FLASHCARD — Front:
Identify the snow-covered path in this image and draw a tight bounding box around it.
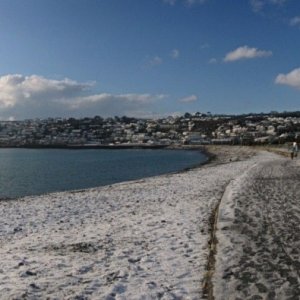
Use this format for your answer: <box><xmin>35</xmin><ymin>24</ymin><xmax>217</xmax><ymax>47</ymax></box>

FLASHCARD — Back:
<box><xmin>214</xmin><ymin>153</ymin><xmax>300</xmax><ymax>299</ymax></box>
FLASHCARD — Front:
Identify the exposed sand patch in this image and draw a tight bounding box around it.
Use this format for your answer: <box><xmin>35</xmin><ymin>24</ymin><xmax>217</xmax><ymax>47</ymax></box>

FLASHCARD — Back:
<box><xmin>214</xmin><ymin>152</ymin><xmax>300</xmax><ymax>299</ymax></box>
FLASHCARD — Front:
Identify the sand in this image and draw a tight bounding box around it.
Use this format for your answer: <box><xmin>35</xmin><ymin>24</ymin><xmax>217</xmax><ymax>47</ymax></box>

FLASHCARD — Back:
<box><xmin>214</xmin><ymin>150</ymin><xmax>300</xmax><ymax>300</ymax></box>
<box><xmin>0</xmin><ymin>146</ymin><xmax>298</xmax><ymax>299</ymax></box>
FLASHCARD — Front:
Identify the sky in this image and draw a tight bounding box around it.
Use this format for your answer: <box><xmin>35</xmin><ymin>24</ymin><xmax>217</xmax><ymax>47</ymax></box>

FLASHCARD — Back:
<box><xmin>0</xmin><ymin>0</ymin><xmax>299</xmax><ymax>120</ymax></box>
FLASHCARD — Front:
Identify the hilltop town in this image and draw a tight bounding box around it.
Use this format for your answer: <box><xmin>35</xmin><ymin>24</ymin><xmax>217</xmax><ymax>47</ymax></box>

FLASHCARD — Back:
<box><xmin>0</xmin><ymin>111</ymin><xmax>299</xmax><ymax>148</ymax></box>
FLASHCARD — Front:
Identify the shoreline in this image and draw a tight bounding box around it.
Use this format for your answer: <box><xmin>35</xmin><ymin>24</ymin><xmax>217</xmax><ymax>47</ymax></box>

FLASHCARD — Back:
<box><xmin>0</xmin><ymin>145</ymin><xmax>252</xmax><ymax>202</ymax></box>
<box><xmin>0</xmin><ymin>146</ymin><xmax>209</xmax><ymax>202</ymax></box>
<box><xmin>0</xmin><ymin>144</ymin><xmax>282</xmax><ymax>204</ymax></box>
<box><xmin>0</xmin><ymin>145</ymin><xmax>258</xmax><ymax>204</ymax></box>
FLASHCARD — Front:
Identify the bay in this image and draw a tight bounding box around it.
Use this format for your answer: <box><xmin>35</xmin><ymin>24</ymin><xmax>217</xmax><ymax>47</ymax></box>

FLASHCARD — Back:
<box><xmin>0</xmin><ymin>148</ymin><xmax>207</xmax><ymax>199</ymax></box>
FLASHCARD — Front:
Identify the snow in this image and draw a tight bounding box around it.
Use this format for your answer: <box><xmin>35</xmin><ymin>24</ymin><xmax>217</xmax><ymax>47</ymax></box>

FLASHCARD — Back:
<box><xmin>0</xmin><ymin>146</ymin><xmax>298</xmax><ymax>299</ymax></box>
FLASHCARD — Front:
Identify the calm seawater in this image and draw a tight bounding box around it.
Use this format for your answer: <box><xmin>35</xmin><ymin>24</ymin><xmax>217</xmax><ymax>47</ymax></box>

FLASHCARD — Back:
<box><xmin>0</xmin><ymin>148</ymin><xmax>207</xmax><ymax>198</ymax></box>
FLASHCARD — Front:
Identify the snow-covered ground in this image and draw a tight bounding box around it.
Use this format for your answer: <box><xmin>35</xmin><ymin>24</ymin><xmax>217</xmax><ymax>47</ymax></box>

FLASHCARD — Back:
<box><xmin>0</xmin><ymin>146</ymin><xmax>298</xmax><ymax>299</ymax></box>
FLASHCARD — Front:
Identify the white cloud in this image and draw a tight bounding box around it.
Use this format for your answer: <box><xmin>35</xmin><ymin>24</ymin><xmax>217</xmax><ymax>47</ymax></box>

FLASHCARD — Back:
<box><xmin>0</xmin><ymin>74</ymin><xmax>167</xmax><ymax>119</ymax></box>
<box><xmin>224</xmin><ymin>46</ymin><xmax>272</xmax><ymax>62</ymax></box>
<box><xmin>163</xmin><ymin>0</ymin><xmax>176</xmax><ymax>5</ymax></box>
<box><xmin>200</xmin><ymin>43</ymin><xmax>210</xmax><ymax>49</ymax></box>
<box><xmin>290</xmin><ymin>16</ymin><xmax>300</xmax><ymax>26</ymax></box>
<box><xmin>148</xmin><ymin>56</ymin><xmax>163</xmax><ymax>67</ymax></box>
<box><xmin>0</xmin><ymin>74</ymin><xmax>91</xmax><ymax>108</ymax></box>
<box><xmin>250</xmin><ymin>0</ymin><xmax>264</xmax><ymax>12</ymax></box>
<box><xmin>208</xmin><ymin>58</ymin><xmax>217</xmax><ymax>64</ymax></box>
<box><xmin>171</xmin><ymin>49</ymin><xmax>180</xmax><ymax>59</ymax></box>
<box><xmin>178</xmin><ymin>95</ymin><xmax>198</xmax><ymax>103</ymax></box>
<box><xmin>250</xmin><ymin>0</ymin><xmax>288</xmax><ymax>12</ymax></box>
<box><xmin>185</xmin><ymin>0</ymin><xmax>207</xmax><ymax>5</ymax></box>
<box><xmin>269</xmin><ymin>0</ymin><xmax>288</xmax><ymax>4</ymax></box>
<box><xmin>275</xmin><ymin>68</ymin><xmax>300</xmax><ymax>89</ymax></box>
<box><xmin>163</xmin><ymin>0</ymin><xmax>207</xmax><ymax>6</ymax></box>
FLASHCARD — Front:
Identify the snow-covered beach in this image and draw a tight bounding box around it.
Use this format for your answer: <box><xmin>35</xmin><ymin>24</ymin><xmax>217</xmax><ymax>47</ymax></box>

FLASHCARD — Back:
<box><xmin>0</xmin><ymin>146</ymin><xmax>299</xmax><ymax>299</ymax></box>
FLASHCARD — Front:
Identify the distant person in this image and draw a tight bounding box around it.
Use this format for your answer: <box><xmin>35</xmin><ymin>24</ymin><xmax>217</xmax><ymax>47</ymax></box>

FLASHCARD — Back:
<box><xmin>290</xmin><ymin>142</ymin><xmax>298</xmax><ymax>159</ymax></box>
<box><xmin>293</xmin><ymin>142</ymin><xmax>298</xmax><ymax>158</ymax></box>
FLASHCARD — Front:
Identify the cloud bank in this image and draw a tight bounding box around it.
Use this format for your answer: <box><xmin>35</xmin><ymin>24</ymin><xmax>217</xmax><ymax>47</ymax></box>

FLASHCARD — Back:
<box><xmin>224</xmin><ymin>46</ymin><xmax>272</xmax><ymax>62</ymax></box>
<box><xmin>0</xmin><ymin>74</ymin><xmax>90</xmax><ymax>108</ymax></box>
<box><xmin>0</xmin><ymin>74</ymin><xmax>167</xmax><ymax>119</ymax></box>
<box><xmin>275</xmin><ymin>68</ymin><xmax>300</xmax><ymax>89</ymax></box>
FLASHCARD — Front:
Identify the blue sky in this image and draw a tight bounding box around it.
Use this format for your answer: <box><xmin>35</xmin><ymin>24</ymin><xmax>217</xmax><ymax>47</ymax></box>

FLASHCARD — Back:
<box><xmin>0</xmin><ymin>0</ymin><xmax>299</xmax><ymax>120</ymax></box>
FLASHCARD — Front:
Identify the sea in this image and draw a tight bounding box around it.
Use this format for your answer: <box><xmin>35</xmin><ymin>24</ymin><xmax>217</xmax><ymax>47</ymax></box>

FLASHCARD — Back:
<box><xmin>0</xmin><ymin>148</ymin><xmax>207</xmax><ymax>199</ymax></box>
